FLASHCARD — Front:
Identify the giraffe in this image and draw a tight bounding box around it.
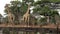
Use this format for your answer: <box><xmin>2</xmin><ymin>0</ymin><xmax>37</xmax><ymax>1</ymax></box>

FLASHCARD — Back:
<box><xmin>5</xmin><ymin>4</ymin><xmax>15</xmax><ymax>25</ymax></box>
<box><xmin>22</xmin><ymin>4</ymin><xmax>31</xmax><ymax>25</ymax></box>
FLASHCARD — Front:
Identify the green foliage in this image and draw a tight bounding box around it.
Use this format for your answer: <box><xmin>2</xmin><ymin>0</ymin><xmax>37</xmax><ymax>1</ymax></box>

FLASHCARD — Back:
<box><xmin>33</xmin><ymin>4</ymin><xmax>59</xmax><ymax>16</ymax></box>
<box><xmin>3</xmin><ymin>16</ymin><xmax>9</xmax><ymax>24</ymax></box>
<box><xmin>3</xmin><ymin>28</ymin><xmax>10</xmax><ymax>34</ymax></box>
<box><xmin>4</xmin><ymin>1</ymin><xmax>22</xmax><ymax>15</ymax></box>
<box><xmin>22</xmin><ymin>0</ymin><xmax>34</xmax><ymax>3</ymax></box>
<box><xmin>13</xmin><ymin>30</ymin><xmax>18</xmax><ymax>34</ymax></box>
<box><xmin>10</xmin><ymin>1</ymin><xmax>22</xmax><ymax>15</ymax></box>
<box><xmin>4</xmin><ymin>0</ymin><xmax>60</xmax><ymax>24</ymax></box>
<box><xmin>41</xmin><ymin>0</ymin><xmax>60</xmax><ymax>3</ymax></box>
<box><xmin>4</xmin><ymin>1</ymin><xmax>22</xmax><ymax>24</ymax></box>
<box><xmin>50</xmin><ymin>16</ymin><xmax>56</xmax><ymax>24</ymax></box>
<box><xmin>4</xmin><ymin>0</ymin><xmax>34</xmax><ymax>16</ymax></box>
<box><xmin>4</xmin><ymin>0</ymin><xmax>35</xmax><ymax>24</ymax></box>
<box><xmin>39</xmin><ymin>17</ymin><xmax>47</xmax><ymax>25</ymax></box>
<box><xmin>0</xmin><ymin>14</ymin><xmax>3</xmax><ymax>24</ymax></box>
<box><xmin>20</xmin><ymin>2</ymin><xmax>28</xmax><ymax>15</ymax></box>
<box><xmin>50</xmin><ymin>0</ymin><xmax>60</xmax><ymax>3</ymax></box>
<box><xmin>33</xmin><ymin>0</ymin><xmax>59</xmax><ymax>24</ymax></box>
<box><xmin>40</xmin><ymin>17</ymin><xmax>47</xmax><ymax>22</ymax></box>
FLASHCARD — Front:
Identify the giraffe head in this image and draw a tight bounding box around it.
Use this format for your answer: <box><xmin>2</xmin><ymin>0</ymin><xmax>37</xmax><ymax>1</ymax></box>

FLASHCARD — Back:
<box><xmin>5</xmin><ymin>4</ymin><xmax>12</xmax><ymax>13</ymax></box>
<box><xmin>5</xmin><ymin>4</ymin><xmax>10</xmax><ymax>9</ymax></box>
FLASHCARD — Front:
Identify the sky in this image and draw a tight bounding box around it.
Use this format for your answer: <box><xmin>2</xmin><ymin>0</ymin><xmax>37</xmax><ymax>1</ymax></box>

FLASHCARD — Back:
<box><xmin>0</xmin><ymin>0</ymin><xmax>11</xmax><ymax>17</ymax></box>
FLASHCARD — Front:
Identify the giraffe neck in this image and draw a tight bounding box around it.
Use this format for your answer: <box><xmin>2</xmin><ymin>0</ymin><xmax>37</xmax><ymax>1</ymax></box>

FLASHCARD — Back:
<box><xmin>6</xmin><ymin>7</ymin><xmax>11</xmax><ymax>14</ymax></box>
<box><xmin>26</xmin><ymin>4</ymin><xmax>30</xmax><ymax>14</ymax></box>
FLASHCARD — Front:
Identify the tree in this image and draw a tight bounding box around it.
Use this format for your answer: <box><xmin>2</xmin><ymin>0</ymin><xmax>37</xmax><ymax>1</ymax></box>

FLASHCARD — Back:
<box><xmin>39</xmin><ymin>17</ymin><xmax>47</xmax><ymax>25</ymax></box>
<box><xmin>4</xmin><ymin>0</ymin><xmax>26</xmax><ymax>24</ymax></box>
<box><xmin>41</xmin><ymin>0</ymin><xmax>60</xmax><ymax>3</ymax></box>
<box><xmin>4</xmin><ymin>0</ymin><xmax>34</xmax><ymax>25</ymax></box>
<box><xmin>4</xmin><ymin>1</ymin><xmax>21</xmax><ymax>24</ymax></box>
<box><xmin>0</xmin><ymin>14</ymin><xmax>3</xmax><ymax>24</ymax></box>
<box><xmin>10</xmin><ymin>1</ymin><xmax>22</xmax><ymax>24</ymax></box>
<box><xmin>33</xmin><ymin>1</ymin><xmax>59</xmax><ymax>25</ymax></box>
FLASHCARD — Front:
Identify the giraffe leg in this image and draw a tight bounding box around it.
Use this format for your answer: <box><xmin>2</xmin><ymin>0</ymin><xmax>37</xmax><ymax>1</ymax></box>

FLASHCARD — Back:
<box><xmin>23</xmin><ymin>16</ymin><xmax>26</xmax><ymax>23</ymax></box>
<box><xmin>25</xmin><ymin>17</ymin><xmax>27</xmax><ymax>24</ymax></box>
<box><xmin>23</xmin><ymin>17</ymin><xmax>24</xmax><ymax>22</ymax></box>
<box><xmin>23</xmin><ymin>17</ymin><xmax>25</xmax><ymax>22</ymax></box>
<box><xmin>26</xmin><ymin>16</ymin><xmax>28</xmax><ymax>26</ymax></box>
<box><xmin>12</xmin><ymin>15</ymin><xmax>15</xmax><ymax>24</ymax></box>
<box><xmin>8</xmin><ymin>17</ymin><xmax>10</xmax><ymax>23</ymax></box>
<box><xmin>8</xmin><ymin>16</ymin><xmax>11</xmax><ymax>25</ymax></box>
<box><xmin>28</xmin><ymin>17</ymin><xmax>29</xmax><ymax>26</ymax></box>
<box><xmin>11</xmin><ymin>17</ymin><xmax>14</xmax><ymax>25</ymax></box>
<box><xmin>9</xmin><ymin>16</ymin><xmax>13</xmax><ymax>25</ymax></box>
<box><xmin>8</xmin><ymin>16</ymin><xmax>11</xmax><ymax>24</ymax></box>
<box><xmin>10</xmin><ymin>17</ymin><xmax>12</xmax><ymax>24</ymax></box>
<box><xmin>8</xmin><ymin>16</ymin><xmax>10</xmax><ymax>23</ymax></box>
<box><xmin>25</xmin><ymin>17</ymin><xmax>28</xmax><ymax>25</ymax></box>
